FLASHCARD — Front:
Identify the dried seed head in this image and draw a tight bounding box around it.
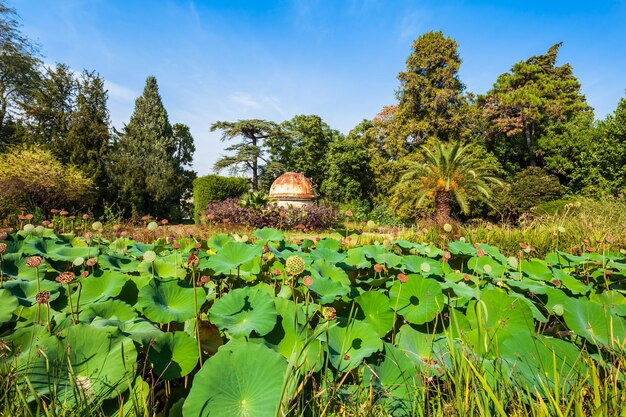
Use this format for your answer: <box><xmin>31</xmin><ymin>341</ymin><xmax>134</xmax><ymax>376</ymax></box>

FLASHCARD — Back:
<box><xmin>373</xmin><ymin>264</ymin><xmax>383</xmax><ymax>273</ymax></box>
<box><xmin>345</xmin><ymin>210</ymin><xmax>353</xmax><ymax>217</ymax></box>
<box><xmin>85</xmin><ymin>258</ymin><xmax>97</xmax><ymax>267</ymax></box>
<box><xmin>26</xmin><ymin>256</ymin><xmax>42</xmax><ymax>268</ymax></box>
<box><xmin>302</xmin><ymin>275</ymin><xmax>313</xmax><ymax>287</ymax></box>
<box><xmin>398</xmin><ymin>273</ymin><xmax>408</xmax><ymax>283</ymax></box>
<box><xmin>322</xmin><ymin>306</ymin><xmax>336</xmax><ymax>321</ymax></box>
<box><xmin>0</xmin><ymin>243</ymin><xmax>7</xmax><ymax>254</ymax></box>
<box><xmin>55</xmin><ymin>272</ymin><xmax>75</xmax><ymax>284</ymax></box>
<box><xmin>36</xmin><ymin>290</ymin><xmax>50</xmax><ymax>304</ymax></box>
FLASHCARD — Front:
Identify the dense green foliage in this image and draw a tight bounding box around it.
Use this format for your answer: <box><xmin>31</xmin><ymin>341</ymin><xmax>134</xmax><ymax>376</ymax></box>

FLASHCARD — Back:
<box><xmin>1</xmin><ymin>227</ymin><xmax>625</xmax><ymax>416</ymax></box>
<box><xmin>0</xmin><ymin>147</ymin><xmax>94</xmax><ymax>220</ymax></box>
<box><xmin>192</xmin><ymin>175</ymin><xmax>249</xmax><ymax>223</ymax></box>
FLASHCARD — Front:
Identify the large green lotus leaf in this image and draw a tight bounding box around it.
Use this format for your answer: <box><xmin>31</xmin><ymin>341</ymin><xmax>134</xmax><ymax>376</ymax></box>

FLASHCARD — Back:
<box><xmin>544</xmin><ymin>287</ymin><xmax>571</xmax><ymax>315</ymax></box>
<box><xmin>310</xmin><ymin>247</ymin><xmax>347</xmax><ymax>264</ymax></box>
<box><xmin>206</xmin><ymin>242</ymin><xmax>261</xmax><ymax>274</ymax></box>
<box><xmin>252</xmin><ymin>227</ymin><xmax>284</xmax><ymax>242</ymax></box>
<box><xmin>521</xmin><ymin>259</ymin><xmax>553</xmax><ymax>281</ymax></box>
<box><xmin>562</xmin><ymin>298</ymin><xmax>626</xmax><ymax>348</ymax></box>
<box><xmin>183</xmin><ymin>342</ymin><xmax>288</xmax><ymax>417</ymax></box>
<box><xmin>477</xmin><ymin>244</ymin><xmax>508</xmax><ymax>264</ymax></box>
<box><xmin>138</xmin><ymin>278</ymin><xmax>205</xmax><ymax>324</ymax></box>
<box><xmin>402</xmin><ymin>256</ymin><xmax>442</xmax><ymax>277</ymax></box>
<box><xmin>315</xmin><ymin>238</ymin><xmax>341</xmax><ymax>251</ymax></box>
<box><xmin>24</xmin><ymin>324</ymin><xmax>137</xmax><ymax>406</ymax></box>
<box><xmin>508</xmin><ymin>291</ymin><xmax>548</xmax><ymax>323</ymax></box>
<box><xmin>321</xmin><ymin>318</ymin><xmax>383</xmax><ymax>372</ymax></box>
<box><xmin>98</xmin><ymin>253</ymin><xmax>140</xmax><ymax>273</ymax></box>
<box><xmin>148</xmin><ymin>331</ymin><xmax>199</xmax><ymax>380</ymax></box>
<box><xmin>125</xmin><ymin>241</ymin><xmax>154</xmax><ymax>257</ymax></box>
<box><xmin>0</xmin><ymin>324</ymin><xmax>51</xmax><ymax>364</ymax></box>
<box><xmin>505</xmin><ymin>278</ymin><xmax>549</xmax><ymax>295</ymax></box>
<box><xmin>342</xmin><ymin>247</ymin><xmax>371</xmax><ymax>269</ymax></box>
<box><xmin>1</xmin><ymin>253</ymin><xmax>43</xmax><ymax>280</ymax></box>
<box><xmin>396</xmin><ymin>240</ymin><xmax>442</xmax><ymax>258</ymax></box>
<box><xmin>0</xmin><ymin>288</ymin><xmax>20</xmax><ymax>323</ymax></box>
<box><xmin>467</xmin><ymin>256</ymin><xmax>505</xmax><ymax>278</ymax></box>
<box><xmin>86</xmin><ymin>315</ymin><xmax>163</xmax><ymax>345</ymax></box>
<box><xmin>441</xmin><ymin>280</ymin><xmax>479</xmax><ymax>300</ymax></box>
<box><xmin>551</xmin><ymin>268</ymin><xmax>591</xmax><ymax>295</ymax></box>
<box><xmin>355</xmin><ymin>291</ymin><xmax>394</xmax><ymax>338</ymax></box>
<box><xmin>590</xmin><ymin>291</ymin><xmax>626</xmax><ymax>316</ymax></box>
<box><xmin>69</xmin><ymin>269</ymin><xmax>127</xmax><ymax>307</ymax></box>
<box><xmin>3</xmin><ymin>278</ymin><xmax>60</xmax><ymax>306</ymax></box>
<box><xmin>82</xmin><ymin>299</ymin><xmax>138</xmax><ymax>322</ymax></box>
<box><xmin>138</xmin><ymin>253</ymin><xmax>186</xmax><ymax>279</ymax></box>
<box><xmin>447</xmin><ymin>241</ymin><xmax>477</xmax><ymax>256</ymax></box>
<box><xmin>264</xmin><ymin>298</ymin><xmax>323</xmax><ymax>373</ymax></box>
<box><xmin>308</xmin><ymin>258</ymin><xmax>351</xmax><ymax>304</ymax></box>
<box><xmin>20</xmin><ymin>236</ymin><xmax>99</xmax><ymax>261</ymax></box>
<box><xmin>389</xmin><ymin>276</ymin><xmax>444</xmax><ymax>325</ymax></box>
<box><xmin>394</xmin><ymin>325</ymin><xmax>448</xmax><ymax>377</ymax></box>
<box><xmin>209</xmin><ymin>286</ymin><xmax>276</xmax><ymax>337</ymax></box>
<box><xmin>498</xmin><ymin>333</ymin><xmax>587</xmax><ymax>395</ymax></box>
<box><xmin>465</xmin><ymin>288</ymin><xmax>535</xmax><ymax>356</ymax></box>
<box><xmin>363</xmin><ymin>343</ymin><xmax>422</xmax><ymax>417</ymax></box>
<box><xmin>206</xmin><ymin>233</ymin><xmax>235</xmax><ymax>251</ymax></box>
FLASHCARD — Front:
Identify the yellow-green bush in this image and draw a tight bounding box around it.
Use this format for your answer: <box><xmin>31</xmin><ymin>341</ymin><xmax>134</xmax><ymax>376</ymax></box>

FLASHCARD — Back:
<box><xmin>0</xmin><ymin>146</ymin><xmax>94</xmax><ymax>223</ymax></box>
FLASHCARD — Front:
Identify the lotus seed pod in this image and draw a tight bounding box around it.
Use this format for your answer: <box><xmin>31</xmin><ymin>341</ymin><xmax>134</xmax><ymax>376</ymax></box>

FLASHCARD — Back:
<box><xmin>143</xmin><ymin>250</ymin><xmax>157</xmax><ymax>263</ymax></box>
<box><xmin>0</xmin><ymin>243</ymin><xmax>7</xmax><ymax>254</ymax></box>
<box><xmin>147</xmin><ymin>221</ymin><xmax>158</xmax><ymax>231</ymax></box>
<box><xmin>55</xmin><ymin>271</ymin><xmax>75</xmax><ymax>284</ymax></box>
<box><xmin>92</xmin><ymin>221</ymin><xmax>103</xmax><ymax>231</ymax></box>
<box><xmin>443</xmin><ymin>223</ymin><xmax>452</xmax><ymax>233</ymax></box>
<box><xmin>397</xmin><ymin>273</ymin><xmax>408</xmax><ymax>283</ymax></box>
<box><xmin>420</xmin><ymin>262</ymin><xmax>431</xmax><ymax>273</ymax></box>
<box><xmin>25</xmin><ymin>256</ymin><xmax>42</xmax><ymax>268</ymax></box>
<box><xmin>507</xmin><ymin>257</ymin><xmax>519</xmax><ymax>268</ymax></box>
<box><xmin>322</xmin><ymin>306</ymin><xmax>336</xmax><ymax>320</ymax></box>
<box><xmin>557</xmin><ymin>226</ymin><xmax>566</xmax><ymax>233</ymax></box>
<box><xmin>366</xmin><ymin>220</ymin><xmax>376</xmax><ymax>229</ymax></box>
<box><xmin>23</xmin><ymin>224</ymin><xmax>35</xmax><ymax>233</ymax></box>
<box><xmin>73</xmin><ymin>257</ymin><xmax>85</xmax><ymax>266</ymax></box>
<box><xmin>285</xmin><ymin>255</ymin><xmax>305</xmax><ymax>276</ymax></box>
<box><xmin>483</xmin><ymin>264</ymin><xmax>493</xmax><ymax>274</ymax></box>
<box><xmin>36</xmin><ymin>290</ymin><xmax>51</xmax><ymax>304</ymax></box>
<box><xmin>35</xmin><ymin>225</ymin><xmax>45</xmax><ymax>234</ymax></box>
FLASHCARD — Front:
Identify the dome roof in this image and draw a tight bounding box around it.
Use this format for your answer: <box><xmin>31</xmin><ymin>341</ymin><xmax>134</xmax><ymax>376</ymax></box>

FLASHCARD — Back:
<box><xmin>269</xmin><ymin>172</ymin><xmax>315</xmax><ymax>199</ymax></box>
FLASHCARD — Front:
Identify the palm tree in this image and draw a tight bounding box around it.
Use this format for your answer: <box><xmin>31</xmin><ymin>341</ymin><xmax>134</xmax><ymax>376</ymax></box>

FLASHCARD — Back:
<box><xmin>394</xmin><ymin>142</ymin><xmax>502</xmax><ymax>224</ymax></box>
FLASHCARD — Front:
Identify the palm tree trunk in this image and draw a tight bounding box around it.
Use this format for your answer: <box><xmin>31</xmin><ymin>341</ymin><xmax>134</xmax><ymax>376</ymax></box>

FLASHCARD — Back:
<box><xmin>434</xmin><ymin>190</ymin><xmax>452</xmax><ymax>224</ymax></box>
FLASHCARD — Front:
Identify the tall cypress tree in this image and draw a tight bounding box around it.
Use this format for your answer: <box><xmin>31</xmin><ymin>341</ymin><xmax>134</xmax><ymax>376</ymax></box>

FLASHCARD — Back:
<box><xmin>66</xmin><ymin>70</ymin><xmax>111</xmax><ymax>208</ymax></box>
<box><xmin>110</xmin><ymin>76</ymin><xmax>184</xmax><ymax>218</ymax></box>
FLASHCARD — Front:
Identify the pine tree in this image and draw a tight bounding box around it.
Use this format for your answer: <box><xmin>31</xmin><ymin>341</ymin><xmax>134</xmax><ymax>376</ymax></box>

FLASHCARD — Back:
<box><xmin>395</xmin><ymin>31</ymin><xmax>467</xmax><ymax>145</ymax></box>
<box><xmin>110</xmin><ymin>76</ymin><xmax>188</xmax><ymax>219</ymax></box>
<box><xmin>66</xmin><ymin>71</ymin><xmax>111</xmax><ymax>208</ymax></box>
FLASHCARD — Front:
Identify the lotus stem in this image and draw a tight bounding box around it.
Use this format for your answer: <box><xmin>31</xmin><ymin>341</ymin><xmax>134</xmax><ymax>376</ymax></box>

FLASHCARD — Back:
<box><xmin>66</xmin><ymin>283</ymin><xmax>75</xmax><ymax>324</ymax></box>
<box><xmin>192</xmin><ymin>268</ymin><xmax>203</xmax><ymax>367</ymax></box>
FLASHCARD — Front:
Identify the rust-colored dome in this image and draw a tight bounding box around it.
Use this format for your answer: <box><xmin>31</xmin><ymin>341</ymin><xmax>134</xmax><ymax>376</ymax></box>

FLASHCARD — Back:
<box><xmin>269</xmin><ymin>172</ymin><xmax>315</xmax><ymax>199</ymax></box>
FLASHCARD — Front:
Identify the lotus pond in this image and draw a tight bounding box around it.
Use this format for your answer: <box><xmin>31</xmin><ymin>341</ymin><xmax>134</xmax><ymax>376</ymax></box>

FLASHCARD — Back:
<box><xmin>0</xmin><ymin>226</ymin><xmax>625</xmax><ymax>416</ymax></box>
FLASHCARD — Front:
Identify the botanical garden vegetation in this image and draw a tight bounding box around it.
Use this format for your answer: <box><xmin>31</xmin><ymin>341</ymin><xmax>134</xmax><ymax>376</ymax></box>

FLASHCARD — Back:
<box><xmin>1</xmin><ymin>1</ymin><xmax>626</xmax><ymax>416</ymax></box>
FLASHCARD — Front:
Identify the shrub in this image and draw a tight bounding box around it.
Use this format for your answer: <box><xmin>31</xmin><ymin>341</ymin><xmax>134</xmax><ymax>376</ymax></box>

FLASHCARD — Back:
<box><xmin>509</xmin><ymin>167</ymin><xmax>561</xmax><ymax>214</ymax></box>
<box><xmin>193</xmin><ymin>175</ymin><xmax>249</xmax><ymax>223</ymax></box>
<box><xmin>203</xmin><ymin>199</ymin><xmax>339</xmax><ymax>231</ymax></box>
<box><xmin>0</xmin><ymin>147</ymin><xmax>94</xmax><ymax>222</ymax></box>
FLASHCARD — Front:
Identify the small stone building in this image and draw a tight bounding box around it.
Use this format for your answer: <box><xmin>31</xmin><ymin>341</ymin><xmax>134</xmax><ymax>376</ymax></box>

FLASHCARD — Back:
<box><xmin>269</xmin><ymin>172</ymin><xmax>315</xmax><ymax>207</ymax></box>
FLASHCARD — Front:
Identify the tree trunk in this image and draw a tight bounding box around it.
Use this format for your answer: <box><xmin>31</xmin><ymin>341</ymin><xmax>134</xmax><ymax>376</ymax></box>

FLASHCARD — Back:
<box><xmin>251</xmin><ymin>135</ymin><xmax>258</xmax><ymax>191</ymax></box>
<box><xmin>434</xmin><ymin>190</ymin><xmax>452</xmax><ymax>224</ymax></box>
<box><xmin>525</xmin><ymin>123</ymin><xmax>536</xmax><ymax>166</ymax></box>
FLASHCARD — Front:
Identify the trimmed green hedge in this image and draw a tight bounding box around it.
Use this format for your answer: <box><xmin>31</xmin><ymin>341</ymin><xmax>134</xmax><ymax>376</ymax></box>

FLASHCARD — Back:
<box><xmin>193</xmin><ymin>175</ymin><xmax>249</xmax><ymax>223</ymax></box>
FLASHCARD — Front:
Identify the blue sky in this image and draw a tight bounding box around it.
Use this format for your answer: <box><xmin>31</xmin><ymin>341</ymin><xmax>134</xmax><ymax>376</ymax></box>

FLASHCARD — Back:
<box><xmin>11</xmin><ymin>0</ymin><xmax>626</xmax><ymax>176</ymax></box>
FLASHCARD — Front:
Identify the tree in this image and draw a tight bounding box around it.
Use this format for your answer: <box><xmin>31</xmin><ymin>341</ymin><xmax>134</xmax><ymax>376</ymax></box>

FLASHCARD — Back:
<box><xmin>110</xmin><ymin>76</ymin><xmax>189</xmax><ymax>219</ymax></box>
<box><xmin>393</xmin><ymin>142</ymin><xmax>502</xmax><ymax>223</ymax></box>
<box><xmin>21</xmin><ymin>63</ymin><xmax>76</xmax><ymax>160</ymax></box>
<box><xmin>265</xmin><ymin>114</ymin><xmax>340</xmax><ymax>189</ymax></box>
<box><xmin>482</xmin><ymin>43</ymin><xmax>590</xmax><ymax>167</ymax></box>
<box><xmin>211</xmin><ymin>119</ymin><xmax>280</xmax><ymax>191</ymax></box>
<box><xmin>321</xmin><ymin>121</ymin><xmax>375</xmax><ymax>204</ymax></box>
<box><xmin>0</xmin><ymin>1</ymin><xmax>41</xmax><ymax>142</ymax></box>
<box><xmin>395</xmin><ymin>31</ymin><xmax>467</xmax><ymax>145</ymax></box>
<box><xmin>65</xmin><ymin>71</ymin><xmax>111</xmax><ymax>207</ymax></box>
<box><xmin>172</xmin><ymin>122</ymin><xmax>197</xmax><ymax>216</ymax></box>
<box><xmin>0</xmin><ymin>146</ymin><xmax>93</xmax><ymax>218</ymax></box>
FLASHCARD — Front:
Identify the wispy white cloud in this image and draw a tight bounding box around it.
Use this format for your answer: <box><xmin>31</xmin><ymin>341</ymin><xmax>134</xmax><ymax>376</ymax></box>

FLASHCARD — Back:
<box><xmin>227</xmin><ymin>92</ymin><xmax>285</xmax><ymax>116</ymax></box>
<box><xmin>397</xmin><ymin>10</ymin><xmax>425</xmax><ymax>42</ymax></box>
<box><xmin>105</xmin><ymin>80</ymin><xmax>137</xmax><ymax>103</ymax></box>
